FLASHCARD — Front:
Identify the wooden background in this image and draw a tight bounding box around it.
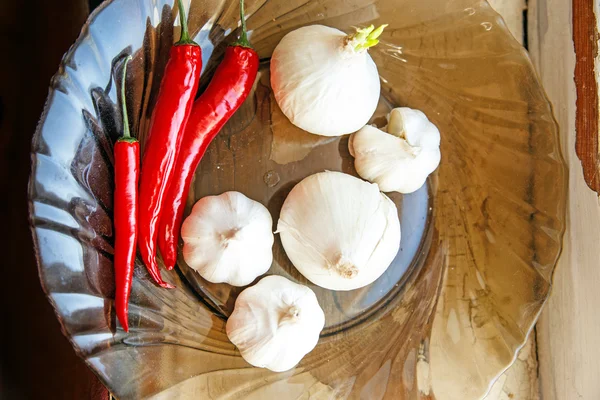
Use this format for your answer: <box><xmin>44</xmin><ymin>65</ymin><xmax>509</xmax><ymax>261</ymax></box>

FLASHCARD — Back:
<box><xmin>529</xmin><ymin>0</ymin><xmax>600</xmax><ymax>399</ymax></box>
<box><xmin>487</xmin><ymin>1</ymin><xmax>600</xmax><ymax>399</ymax></box>
<box><xmin>0</xmin><ymin>0</ymin><xmax>598</xmax><ymax>399</ymax></box>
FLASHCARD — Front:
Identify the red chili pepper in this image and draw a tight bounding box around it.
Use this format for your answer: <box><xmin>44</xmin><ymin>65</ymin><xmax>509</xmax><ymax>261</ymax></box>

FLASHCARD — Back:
<box><xmin>114</xmin><ymin>56</ymin><xmax>137</xmax><ymax>332</ymax></box>
<box><xmin>158</xmin><ymin>0</ymin><xmax>259</xmax><ymax>269</ymax></box>
<box><xmin>138</xmin><ymin>0</ymin><xmax>202</xmax><ymax>287</ymax></box>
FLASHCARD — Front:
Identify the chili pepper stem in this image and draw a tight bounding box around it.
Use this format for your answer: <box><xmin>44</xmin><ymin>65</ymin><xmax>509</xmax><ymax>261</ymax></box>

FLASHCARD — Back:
<box><xmin>232</xmin><ymin>0</ymin><xmax>252</xmax><ymax>48</ymax></box>
<box><xmin>175</xmin><ymin>0</ymin><xmax>196</xmax><ymax>45</ymax></box>
<box><xmin>119</xmin><ymin>56</ymin><xmax>135</xmax><ymax>142</ymax></box>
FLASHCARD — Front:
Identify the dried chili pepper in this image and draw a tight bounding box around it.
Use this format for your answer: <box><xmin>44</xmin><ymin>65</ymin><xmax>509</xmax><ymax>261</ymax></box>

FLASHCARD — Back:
<box><xmin>138</xmin><ymin>0</ymin><xmax>202</xmax><ymax>287</ymax></box>
<box><xmin>114</xmin><ymin>56</ymin><xmax>137</xmax><ymax>332</ymax></box>
<box><xmin>158</xmin><ymin>0</ymin><xmax>259</xmax><ymax>269</ymax></box>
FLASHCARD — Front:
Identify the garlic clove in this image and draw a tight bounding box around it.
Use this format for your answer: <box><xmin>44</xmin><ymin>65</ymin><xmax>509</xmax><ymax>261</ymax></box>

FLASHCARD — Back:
<box><xmin>350</xmin><ymin>107</ymin><xmax>441</xmax><ymax>194</ymax></box>
<box><xmin>181</xmin><ymin>191</ymin><xmax>274</xmax><ymax>287</ymax></box>
<box><xmin>277</xmin><ymin>171</ymin><xmax>401</xmax><ymax>291</ymax></box>
<box><xmin>388</xmin><ymin>107</ymin><xmax>441</xmax><ymax>149</ymax></box>
<box><xmin>226</xmin><ymin>275</ymin><xmax>325</xmax><ymax>372</ymax></box>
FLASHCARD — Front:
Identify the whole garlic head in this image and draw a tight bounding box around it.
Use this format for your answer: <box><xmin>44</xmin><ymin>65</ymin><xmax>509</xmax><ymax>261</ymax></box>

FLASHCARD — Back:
<box><xmin>270</xmin><ymin>25</ymin><xmax>381</xmax><ymax>137</ymax></box>
<box><xmin>181</xmin><ymin>191</ymin><xmax>274</xmax><ymax>286</ymax></box>
<box><xmin>277</xmin><ymin>171</ymin><xmax>400</xmax><ymax>291</ymax></box>
<box><xmin>226</xmin><ymin>275</ymin><xmax>325</xmax><ymax>372</ymax></box>
<box><xmin>349</xmin><ymin>107</ymin><xmax>441</xmax><ymax>193</ymax></box>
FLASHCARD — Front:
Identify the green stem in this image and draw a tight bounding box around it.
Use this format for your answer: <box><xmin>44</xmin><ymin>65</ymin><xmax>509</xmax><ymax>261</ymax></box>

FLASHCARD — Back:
<box><xmin>347</xmin><ymin>24</ymin><xmax>388</xmax><ymax>52</ymax></box>
<box><xmin>175</xmin><ymin>0</ymin><xmax>195</xmax><ymax>45</ymax></box>
<box><xmin>232</xmin><ymin>0</ymin><xmax>252</xmax><ymax>48</ymax></box>
<box><xmin>121</xmin><ymin>56</ymin><xmax>132</xmax><ymax>139</ymax></box>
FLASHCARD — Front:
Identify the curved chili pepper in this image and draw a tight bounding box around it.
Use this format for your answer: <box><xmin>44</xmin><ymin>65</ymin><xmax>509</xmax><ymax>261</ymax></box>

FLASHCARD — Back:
<box><xmin>114</xmin><ymin>56</ymin><xmax>137</xmax><ymax>332</ymax></box>
<box><xmin>158</xmin><ymin>0</ymin><xmax>259</xmax><ymax>269</ymax></box>
<box><xmin>138</xmin><ymin>0</ymin><xmax>202</xmax><ymax>287</ymax></box>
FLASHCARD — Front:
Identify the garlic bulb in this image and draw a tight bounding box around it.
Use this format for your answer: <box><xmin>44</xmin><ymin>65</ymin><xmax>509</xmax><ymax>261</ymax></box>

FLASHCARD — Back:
<box><xmin>349</xmin><ymin>107</ymin><xmax>441</xmax><ymax>193</ymax></box>
<box><xmin>277</xmin><ymin>171</ymin><xmax>400</xmax><ymax>291</ymax></box>
<box><xmin>181</xmin><ymin>191</ymin><xmax>274</xmax><ymax>286</ymax></box>
<box><xmin>226</xmin><ymin>275</ymin><xmax>325</xmax><ymax>372</ymax></box>
<box><xmin>270</xmin><ymin>24</ymin><xmax>385</xmax><ymax>136</ymax></box>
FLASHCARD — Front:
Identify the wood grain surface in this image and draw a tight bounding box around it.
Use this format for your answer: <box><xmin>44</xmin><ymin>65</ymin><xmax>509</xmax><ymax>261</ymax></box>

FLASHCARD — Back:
<box><xmin>529</xmin><ymin>0</ymin><xmax>600</xmax><ymax>399</ymax></box>
<box><xmin>573</xmin><ymin>0</ymin><xmax>599</xmax><ymax>193</ymax></box>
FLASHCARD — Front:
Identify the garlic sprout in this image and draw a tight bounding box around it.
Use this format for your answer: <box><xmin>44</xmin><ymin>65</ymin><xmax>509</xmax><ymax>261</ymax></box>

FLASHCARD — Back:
<box><xmin>226</xmin><ymin>275</ymin><xmax>325</xmax><ymax>372</ymax></box>
<box><xmin>181</xmin><ymin>192</ymin><xmax>274</xmax><ymax>286</ymax></box>
<box><xmin>277</xmin><ymin>171</ymin><xmax>400</xmax><ymax>291</ymax></box>
<box><xmin>349</xmin><ymin>107</ymin><xmax>441</xmax><ymax>193</ymax></box>
<box><xmin>270</xmin><ymin>24</ymin><xmax>386</xmax><ymax>137</ymax></box>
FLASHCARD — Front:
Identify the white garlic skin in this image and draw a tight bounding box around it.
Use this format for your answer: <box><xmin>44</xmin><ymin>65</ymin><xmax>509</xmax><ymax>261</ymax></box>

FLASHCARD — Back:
<box><xmin>277</xmin><ymin>171</ymin><xmax>400</xmax><ymax>291</ymax></box>
<box><xmin>270</xmin><ymin>25</ymin><xmax>381</xmax><ymax>137</ymax></box>
<box><xmin>181</xmin><ymin>192</ymin><xmax>274</xmax><ymax>287</ymax></box>
<box><xmin>349</xmin><ymin>107</ymin><xmax>441</xmax><ymax>194</ymax></box>
<box><xmin>226</xmin><ymin>275</ymin><xmax>325</xmax><ymax>372</ymax></box>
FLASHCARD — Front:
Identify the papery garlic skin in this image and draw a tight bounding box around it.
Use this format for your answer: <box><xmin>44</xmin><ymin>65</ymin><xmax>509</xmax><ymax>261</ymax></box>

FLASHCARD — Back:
<box><xmin>277</xmin><ymin>171</ymin><xmax>400</xmax><ymax>291</ymax></box>
<box><xmin>226</xmin><ymin>275</ymin><xmax>325</xmax><ymax>372</ymax></box>
<box><xmin>270</xmin><ymin>25</ymin><xmax>380</xmax><ymax>137</ymax></box>
<box><xmin>181</xmin><ymin>192</ymin><xmax>274</xmax><ymax>286</ymax></box>
<box><xmin>349</xmin><ymin>107</ymin><xmax>441</xmax><ymax>194</ymax></box>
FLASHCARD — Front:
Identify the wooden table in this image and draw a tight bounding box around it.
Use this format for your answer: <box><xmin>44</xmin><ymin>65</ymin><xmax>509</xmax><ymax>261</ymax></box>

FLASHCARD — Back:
<box><xmin>485</xmin><ymin>1</ymin><xmax>600</xmax><ymax>399</ymax></box>
<box><xmin>0</xmin><ymin>0</ymin><xmax>598</xmax><ymax>399</ymax></box>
